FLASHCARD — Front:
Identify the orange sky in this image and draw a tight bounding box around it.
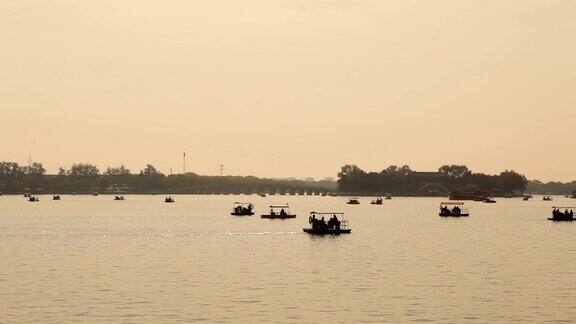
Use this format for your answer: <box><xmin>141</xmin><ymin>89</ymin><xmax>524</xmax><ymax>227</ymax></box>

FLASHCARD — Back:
<box><xmin>1</xmin><ymin>1</ymin><xmax>575</xmax><ymax>181</ymax></box>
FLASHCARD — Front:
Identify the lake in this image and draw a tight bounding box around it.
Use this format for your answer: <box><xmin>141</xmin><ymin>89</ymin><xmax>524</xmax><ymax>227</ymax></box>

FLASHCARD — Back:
<box><xmin>1</xmin><ymin>195</ymin><xmax>576</xmax><ymax>322</ymax></box>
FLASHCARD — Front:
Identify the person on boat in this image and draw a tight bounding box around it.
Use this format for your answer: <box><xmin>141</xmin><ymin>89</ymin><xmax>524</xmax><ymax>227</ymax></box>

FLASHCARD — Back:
<box><xmin>553</xmin><ymin>209</ymin><xmax>560</xmax><ymax>218</ymax></box>
<box><xmin>270</xmin><ymin>208</ymin><xmax>275</xmax><ymax>216</ymax></box>
<box><xmin>452</xmin><ymin>206</ymin><xmax>461</xmax><ymax>215</ymax></box>
<box><xmin>565</xmin><ymin>209</ymin><xmax>570</xmax><ymax>218</ymax></box>
<box><xmin>318</xmin><ymin>217</ymin><xmax>327</xmax><ymax>230</ymax></box>
<box><xmin>570</xmin><ymin>210</ymin><xmax>574</xmax><ymax>218</ymax></box>
<box><xmin>329</xmin><ymin>215</ymin><xmax>341</xmax><ymax>231</ymax></box>
<box><xmin>309</xmin><ymin>214</ymin><xmax>316</xmax><ymax>225</ymax></box>
<box><xmin>280</xmin><ymin>208</ymin><xmax>287</xmax><ymax>216</ymax></box>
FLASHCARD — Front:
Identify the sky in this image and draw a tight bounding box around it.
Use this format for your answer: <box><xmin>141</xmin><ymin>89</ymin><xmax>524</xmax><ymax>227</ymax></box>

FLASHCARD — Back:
<box><xmin>1</xmin><ymin>1</ymin><xmax>575</xmax><ymax>181</ymax></box>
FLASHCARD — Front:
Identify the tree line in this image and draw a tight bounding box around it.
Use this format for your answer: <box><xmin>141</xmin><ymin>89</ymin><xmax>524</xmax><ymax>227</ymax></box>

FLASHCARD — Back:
<box><xmin>337</xmin><ymin>164</ymin><xmax>530</xmax><ymax>195</ymax></box>
<box><xmin>526</xmin><ymin>180</ymin><xmax>576</xmax><ymax>195</ymax></box>
<box><xmin>0</xmin><ymin>161</ymin><xmax>333</xmax><ymax>194</ymax></box>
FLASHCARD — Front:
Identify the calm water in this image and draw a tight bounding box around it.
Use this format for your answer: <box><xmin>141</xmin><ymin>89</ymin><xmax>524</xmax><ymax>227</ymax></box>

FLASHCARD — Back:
<box><xmin>1</xmin><ymin>195</ymin><xmax>576</xmax><ymax>323</ymax></box>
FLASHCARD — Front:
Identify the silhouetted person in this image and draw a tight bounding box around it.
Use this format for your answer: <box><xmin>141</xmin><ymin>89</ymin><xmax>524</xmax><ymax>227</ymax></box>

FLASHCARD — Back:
<box><xmin>319</xmin><ymin>217</ymin><xmax>327</xmax><ymax>230</ymax></box>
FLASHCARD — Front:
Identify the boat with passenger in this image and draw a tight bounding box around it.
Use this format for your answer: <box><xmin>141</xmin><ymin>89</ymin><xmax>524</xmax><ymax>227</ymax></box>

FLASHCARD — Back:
<box><xmin>28</xmin><ymin>196</ymin><xmax>39</xmax><ymax>202</ymax></box>
<box><xmin>385</xmin><ymin>194</ymin><xmax>392</xmax><ymax>200</ymax></box>
<box><xmin>165</xmin><ymin>196</ymin><xmax>175</xmax><ymax>203</ymax></box>
<box><xmin>439</xmin><ymin>202</ymin><xmax>469</xmax><ymax>217</ymax></box>
<box><xmin>261</xmin><ymin>205</ymin><xmax>296</xmax><ymax>219</ymax></box>
<box><xmin>258</xmin><ymin>193</ymin><xmax>266</xmax><ymax>198</ymax></box>
<box><xmin>543</xmin><ymin>196</ymin><xmax>553</xmax><ymax>201</ymax></box>
<box><xmin>231</xmin><ymin>202</ymin><xmax>254</xmax><ymax>216</ymax></box>
<box><xmin>114</xmin><ymin>195</ymin><xmax>125</xmax><ymax>201</ymax></box>
<box><xmin>548</xmin><ymin>207</ymin><xmax>575</xmax><ymax>221</ymax></box>
<box><xmin>52</xmin><ymin>195</ymin><xmax>61</xmax><ymax>200</ymax></box>
<box><xmin>303</xmin><ymin>212</ymin><xmax>351</xmax><ymax>235</ymax></box>
<box><xmin>483</xmin><ymin>197</ymin><xmax>497</xmax><ymax>203</ymax></box>
<box><xmin>347</xmin><ymin>197</ymin><xmax>360</xmax><ymax>205</ymax></box>
<box><xmin>371</xmin><ymin>197</ymin><xmax>383</xmax><ymax>205</ymax></box>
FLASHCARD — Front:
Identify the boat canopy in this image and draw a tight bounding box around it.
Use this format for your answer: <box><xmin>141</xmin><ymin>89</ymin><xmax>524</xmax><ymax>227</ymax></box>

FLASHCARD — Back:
<box><xmin>233</xmin><ymin>202</ymin><xmax>252</xmax><ymax>206</ymax></box>
<box><xmin>310</xmin><ymin>212</ymin><xmax>344</xmax><ymax>216</ymax></box>
<box><xmin>552</xmin><ymin>206</ymin><xmax>575</xmax><ymax>209</ymax></box>
<box><xmin>440</xmin><ymin>202</ymin><xmax>465</xmax><ymax>205</ymax></box>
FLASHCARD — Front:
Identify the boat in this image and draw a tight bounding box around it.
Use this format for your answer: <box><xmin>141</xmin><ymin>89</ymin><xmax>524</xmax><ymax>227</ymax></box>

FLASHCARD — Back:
<box><xmin>261</xmin><ymin>205</ymin><xmax>296</xmax><ymax>219</ymax></box>
<box><xmin>28</xmin><ymin>196</ymin><xmax>39</xmax><ymax>202</ymax></box>
<box><xmin>449</xmin><ymin>190</ymin><xmax>490</xmax><ymax>201</ymax></box>
<box><xmin>543</xmin><ymin>196</ymin><xmax>553</xmax><ymax>201</ymax></box>
<box><xmin>371</xmin><ymin>198</ymin><xmax>383</xmax><ymax>205</ymax></box>
<box><xmin>92</xmin><ymin>193</ymin><xmax>98</xmax><ymax>197</ymax></box>
<box><xmin>114</xmin><ymin>195</ymin><xmax>125</xmax><ymax>201</ymax></box>
<box><xmin>321</xmin><ymin>193</ymin><xmax>327</xmax><ymax>197</ymax></box>
<box><xmin>439</xmin><ymin>202</ymin><xmax>469</xmax><ymax>217</ymax></box>
<box><xmin>231</xmin><ymin>202</ymin><xmax>254</xmax><ymax>216</ymax></box>
<box><xmin>346</xmin><ymin>197</ymin><xmax>360</xmax><ymax>205</ymax></box>
<box><xmin>385</xmin><ymin>194</ymin><xmax>392</xmax><ymax>200</ymax></box>
<box><xmin>258</xmin><ymin>193</ymin><xmax>266</xmax><ymax>198</ymax></box>
<box><xmin>483</xmin><ymin>197</ymin><xmax>497</xmax><ymax>203</ymax></box>
<box><xmin>303</xmin><ymin>212</ymin><xmax>351</xmax><ymax>235</ymax></box>
<box><xmin>523</xmin><ymin>196</ymin><xmax>530</xmax><ymax>201</ymax></box>
<box><xmin>548</xmin><ymin>207</ymin><xmax>575</xmax><ymax>221</ymax></box>
<box><xmin>328</xmin><ymin>193</ymin><xmax>338</xmax><ymax>197</ymax></box>
<box><xmin>23</xmin><ymin>193</ymin><xmax>31</xmax><ymax>198</ymax></box>
<box><xmin>165</xmin><ymin>196</ymin><xmax>175</xmax><ymax>203</ymax></box>
<box><xmin>52</xmin><ymin>195</ymin><xmax>61</xmax><ymax>200</ymax></box>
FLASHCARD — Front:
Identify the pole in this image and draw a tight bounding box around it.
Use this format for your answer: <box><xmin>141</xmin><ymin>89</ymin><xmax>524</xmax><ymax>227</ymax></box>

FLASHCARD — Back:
<box><xmin>183</xmin><ymin>152</ymin><xmax>186</xmax><ymax>174</ymax></box>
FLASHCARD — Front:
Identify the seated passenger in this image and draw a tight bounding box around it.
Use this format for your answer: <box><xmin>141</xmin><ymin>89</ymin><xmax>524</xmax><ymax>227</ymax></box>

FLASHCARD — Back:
<box><xmin>319</xmin><ymin>217</ymin><xmax>328</xmax><ymax>230</ymax></box>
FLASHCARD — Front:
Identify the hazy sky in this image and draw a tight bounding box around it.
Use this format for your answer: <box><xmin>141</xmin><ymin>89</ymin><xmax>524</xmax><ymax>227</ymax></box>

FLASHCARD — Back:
<box><xmin>1</xmin><ymin>1</ymin><xmax>575</xmax><ymax>181</ymax></box>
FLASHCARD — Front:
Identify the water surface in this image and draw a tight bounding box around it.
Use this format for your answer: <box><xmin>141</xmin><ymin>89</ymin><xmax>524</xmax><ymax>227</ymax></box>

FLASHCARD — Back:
<box><xmin>1</xmin><ymin>195</ymin><xmax>575</xmax><ymax>322</ymax></box>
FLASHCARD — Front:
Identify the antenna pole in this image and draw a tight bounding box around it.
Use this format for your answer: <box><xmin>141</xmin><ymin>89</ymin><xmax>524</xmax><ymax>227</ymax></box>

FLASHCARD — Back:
<box><xmin>183</xmin><ymin>152</ymin><xmax>186</xmax><ymax>174</ymax></box>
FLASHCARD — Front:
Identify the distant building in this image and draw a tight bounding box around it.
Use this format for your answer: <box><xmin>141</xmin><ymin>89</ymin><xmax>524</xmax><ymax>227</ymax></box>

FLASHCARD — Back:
<box><xmin>304</xmin><ymin>177</ymin><xmax>315</xmax><ymax>182</ymax></box>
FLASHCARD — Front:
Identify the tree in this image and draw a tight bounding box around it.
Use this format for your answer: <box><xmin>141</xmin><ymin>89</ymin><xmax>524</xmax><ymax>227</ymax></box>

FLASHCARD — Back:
<box><xmin>498</xmin><ymin>170</ymin><xmax>527</xmax><ymax>192</ymax></box>
<box><xmin>0</xmin><ymin>162</ymin><xmax>24</xmax><ymax>178</ymax></box>
<box><xmin>68</xmin><ymin>163</ymin><xmax>100</xmax><ymax>177</ymax></box>
<box><xmin>24</xmin><ymin>162</ymin><xmax>46</xmax><ymax>176</ymax></box>
<box><xmin>140</xmin><ymin>164</ymin><xmax>163</xmax><ymax>177</ymax></box>
<box><xmin>104</xmin><ymin>165</ymin><xmax>131</xmax><ymax>176</ymax></box>
<box><xmin>438</xmin><ymin>165</ymin><xmax>471</xmax><ymax>179</ymax></box>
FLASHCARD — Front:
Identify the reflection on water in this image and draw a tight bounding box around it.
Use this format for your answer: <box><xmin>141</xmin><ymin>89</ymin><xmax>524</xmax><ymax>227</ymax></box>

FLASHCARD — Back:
<box><xmin>1</xmin><ymin>195</ymin><xmax>576</xmax><ymax>322</ymax></box>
